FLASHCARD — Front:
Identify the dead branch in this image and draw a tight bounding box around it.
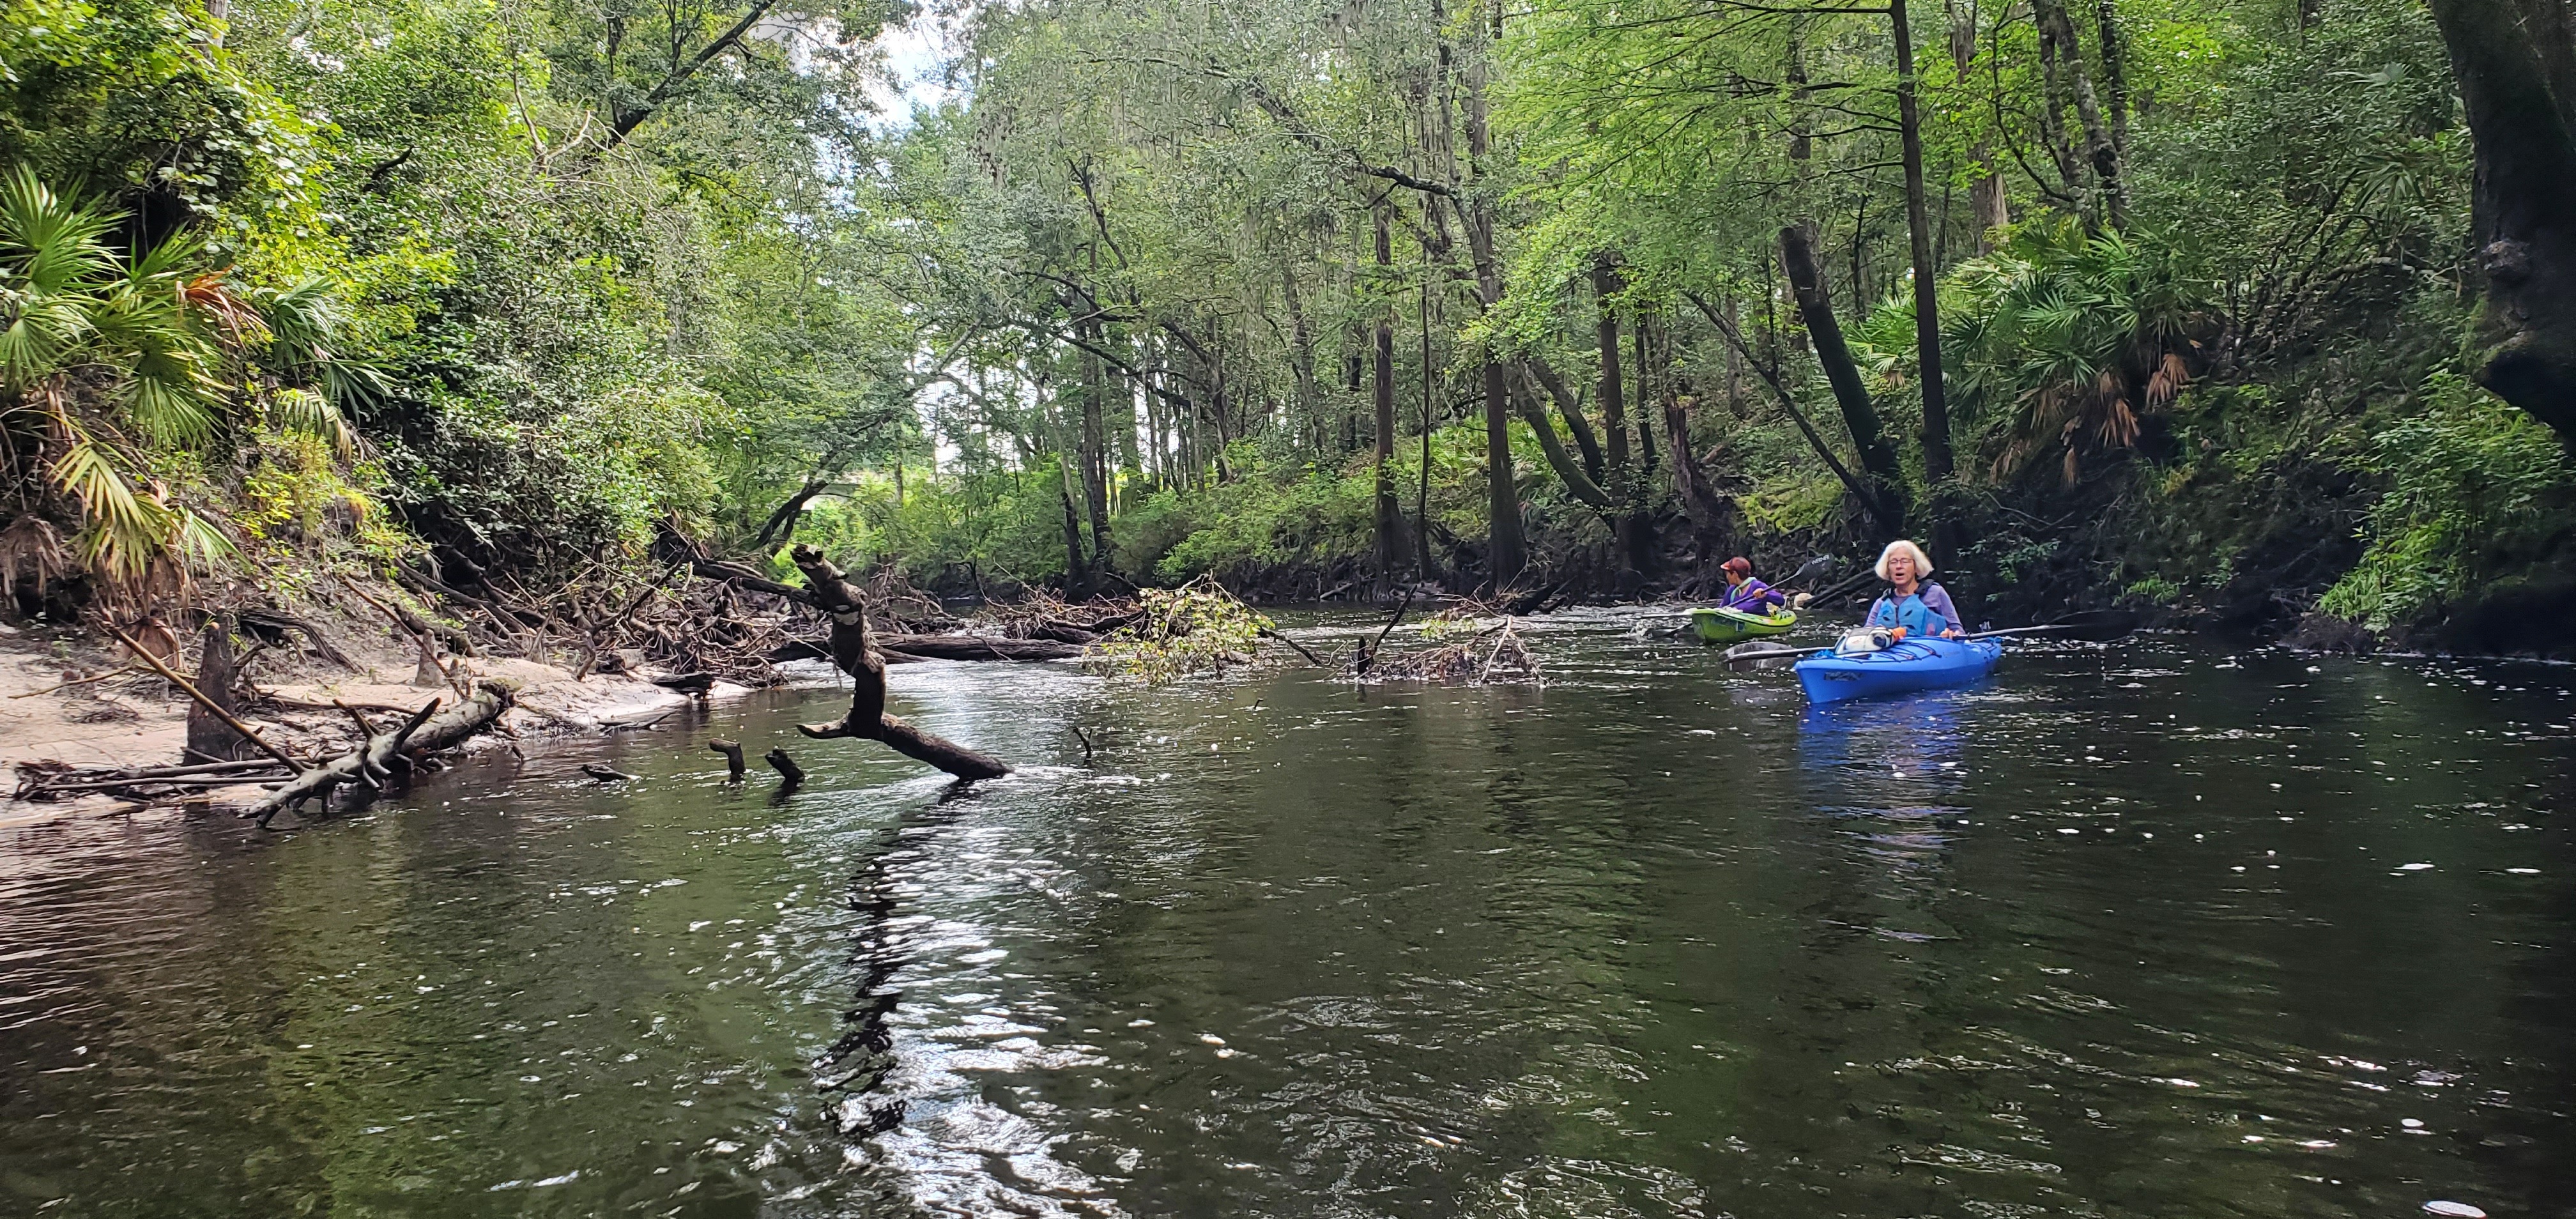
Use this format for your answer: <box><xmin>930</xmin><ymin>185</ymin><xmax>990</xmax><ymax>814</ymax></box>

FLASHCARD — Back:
<box><xmin>249</xmin><ymin>682</ymin><xmax>514</xmax><ymax>826</ymax></box>
<box><xmin>786</xmin><ymin>544</ymin><xmax>1011</xmax><ymax>781</ymax></box>
<box><xmin>111</xmin><ymin>627</ymin><xmax>305</xmax><ymax>774</ymax></box>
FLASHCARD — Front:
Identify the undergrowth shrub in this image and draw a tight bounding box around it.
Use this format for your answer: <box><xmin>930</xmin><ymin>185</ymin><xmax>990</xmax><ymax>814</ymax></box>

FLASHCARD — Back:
<box><xmin>2319</xmin><ymin>373</ymin><xmax>2574</xmax><ymax>628</ymax></box>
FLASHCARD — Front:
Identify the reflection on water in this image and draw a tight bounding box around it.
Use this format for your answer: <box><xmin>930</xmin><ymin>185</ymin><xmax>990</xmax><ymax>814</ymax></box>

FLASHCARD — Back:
<box><xmin>3</xmin><ymin>613</ymin><xmax>2573</xmax><ymax>1217</ymax></box>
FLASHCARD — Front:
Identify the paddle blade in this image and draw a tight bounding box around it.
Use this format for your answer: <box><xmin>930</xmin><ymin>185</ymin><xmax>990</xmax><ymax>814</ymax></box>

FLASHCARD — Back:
<box><xmin>1724</xmin><ymin>640</ymin><xmax>1805</xmax><ymax>671</ymax></box>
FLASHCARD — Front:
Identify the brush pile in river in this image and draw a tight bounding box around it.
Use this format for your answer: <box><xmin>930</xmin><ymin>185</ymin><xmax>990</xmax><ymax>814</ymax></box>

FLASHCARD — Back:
<box><xmin>1361</xmin><ymin>615</ymin><xmax>1540</xmax><ymax>686</ymax></box>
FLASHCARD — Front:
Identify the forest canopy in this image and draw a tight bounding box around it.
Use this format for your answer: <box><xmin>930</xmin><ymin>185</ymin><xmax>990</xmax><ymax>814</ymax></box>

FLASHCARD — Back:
<box><xmin>3</xmin><ymin>0</ymin><xmax>2570</xmax><ymax>648</ymax></box>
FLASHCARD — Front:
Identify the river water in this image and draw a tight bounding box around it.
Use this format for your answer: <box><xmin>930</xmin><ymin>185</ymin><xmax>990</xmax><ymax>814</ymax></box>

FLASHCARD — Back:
<box><xmin>3</xmin><ymin>611</ymin><xmax>2572</xmax><ymax>1218</ymax></box>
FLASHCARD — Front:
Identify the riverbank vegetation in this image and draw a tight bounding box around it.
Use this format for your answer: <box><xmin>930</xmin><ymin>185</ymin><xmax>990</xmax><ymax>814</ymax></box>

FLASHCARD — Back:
<box><xmin>4</xmin><ymin>0</ymin><xmax>2572</xmax><ymax>655</ymax></box>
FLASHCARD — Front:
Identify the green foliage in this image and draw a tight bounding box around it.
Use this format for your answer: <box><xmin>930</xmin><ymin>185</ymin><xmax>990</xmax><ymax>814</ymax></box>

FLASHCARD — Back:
<box><xmin>0</xmin><ymin>0</ymin><xmax>326</xmax><ymax>231</ymax></box>
<box><xmin>2319</xmin><ymin>375</ymin><xmax>2574</xmax><ymax>628</ymax></box>
<box><xmin>2</xmin><ymin>0</ymin><xmax>2561</xmax><ymax>651</ymax></box>
<box><xmin>798</xmin><ymin>464</ymin><xmax>1077</xmax><ymax>591</ymax></box>
<box><xmin>0</xmin><ymin>165</ymin><xmax>367</xmax><ymax>583</ymax></box>
<box><xmin>2121</xmin><ymin>576</ymin><xmax>2182</xmax><ymax>605</ymax></box>
<box><xmin>1145</xmin><ymin>463</ymin><xmax>1378</xmax><ymax>583</ymax></box>
<box><xmin>1943</xmin><ymin>221</ymin><xmax>2211</xmax><ymax>483</ymax></box>
<box><xmin>1084</xmin><ymin>578</ymin><xmax>1275</xmax><ymax>683</ymax></box>
<box><xmin>1741</xmin><ymin>470</ymin><xmax>1846</xmax><ymax>535</ymax></box>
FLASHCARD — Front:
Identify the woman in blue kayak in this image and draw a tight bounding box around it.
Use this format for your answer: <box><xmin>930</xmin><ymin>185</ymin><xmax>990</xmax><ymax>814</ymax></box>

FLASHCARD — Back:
<box><xmin>1865</xmin><ymin>540</ymin><xmax>1961</xmax><ymax>639</ymax></box>
<box><xmin>1718</xmin><ymin>556</ymin><xmax>1786</xmax><ymax>613</ymax></box>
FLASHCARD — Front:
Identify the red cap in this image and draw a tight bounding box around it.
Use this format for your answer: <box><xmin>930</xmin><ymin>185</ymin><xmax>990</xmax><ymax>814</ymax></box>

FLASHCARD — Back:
<box><xmin>1722</xmin><ymin>557</ymin><xmax>1751</xmax><ymax>574</ymax></box>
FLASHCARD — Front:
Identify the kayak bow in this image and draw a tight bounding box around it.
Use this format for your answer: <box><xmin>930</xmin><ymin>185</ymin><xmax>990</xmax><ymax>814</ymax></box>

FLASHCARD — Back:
<box><xmin>1690</xmin><ymin>605</ymin><xmax>1797</xmax><ymax>644</ymax></box>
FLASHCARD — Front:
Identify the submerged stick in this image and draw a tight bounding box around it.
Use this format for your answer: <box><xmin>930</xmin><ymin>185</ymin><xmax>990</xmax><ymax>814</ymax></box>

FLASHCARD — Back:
<box><xmin>1355</xmin><ymin>588</ymin><xmax>1416</xmax><ymax>674</ymax></box>
<box><xmin>707</xmin><ymin>738</ymin><xmax>747</xmax><ymax>779</ymax></box>
<box><xmin>765</xmin><ymin>747</ymin><xmax>804</xmax><ymax>786</ymax></box>
<box><xmin>1259</xmin><ymin>627</ymin><xmax>1326</xmax><ymax>666</ymax></box>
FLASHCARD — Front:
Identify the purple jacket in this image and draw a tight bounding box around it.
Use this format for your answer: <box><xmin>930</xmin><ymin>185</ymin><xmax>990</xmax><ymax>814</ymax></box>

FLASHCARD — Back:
<box><xmin>1722</xmin><ymin>576</ymin><xmax>1786</xmax><ymax>611</ymax></box>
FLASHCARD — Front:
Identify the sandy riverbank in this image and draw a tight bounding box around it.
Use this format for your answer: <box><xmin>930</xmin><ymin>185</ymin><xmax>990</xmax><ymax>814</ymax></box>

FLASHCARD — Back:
<box><xmin>0</xmin><ymin>624</ymin><xmax>753</xmax><ymax>829</ymax></box>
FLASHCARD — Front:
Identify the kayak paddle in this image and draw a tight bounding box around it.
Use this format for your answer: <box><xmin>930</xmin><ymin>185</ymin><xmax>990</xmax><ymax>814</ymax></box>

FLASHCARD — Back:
<box><xmin>1721</xmin><ymin>610</ymin><xmax>2140</xmax><ymax>671</ymax></box>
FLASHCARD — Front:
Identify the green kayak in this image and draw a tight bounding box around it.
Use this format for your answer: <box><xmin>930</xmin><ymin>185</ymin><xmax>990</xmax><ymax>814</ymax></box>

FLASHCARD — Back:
<box><xmin>1690</xmin><ymin>605</ymin><xmax>1797</xmax><ymax>644</ymax></box>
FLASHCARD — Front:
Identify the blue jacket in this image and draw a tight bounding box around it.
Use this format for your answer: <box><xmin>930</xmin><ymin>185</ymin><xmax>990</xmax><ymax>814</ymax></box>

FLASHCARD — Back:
<box><xmin>1866</xmin><ymin>582</ymin><xmax>1961</xmax><ymax>636</ymax></box>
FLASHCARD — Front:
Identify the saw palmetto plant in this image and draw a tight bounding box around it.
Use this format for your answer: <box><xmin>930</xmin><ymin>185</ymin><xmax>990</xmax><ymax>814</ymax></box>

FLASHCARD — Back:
<box><xmin>1942</xmin><ymin>220</ymin><xmax>2212</xmax><ymax>486</ymax></box>
<box><xmin>0</xmin><ymin>167</ymin><xmax>365</xmax><ymax>594</ymax></box>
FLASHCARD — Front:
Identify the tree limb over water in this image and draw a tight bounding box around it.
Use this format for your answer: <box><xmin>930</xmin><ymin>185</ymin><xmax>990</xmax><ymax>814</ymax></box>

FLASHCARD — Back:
<box><xmin>787</xmin><ymin>544</ymin><xmax>1012</xmax><ymax>782</ymax></box>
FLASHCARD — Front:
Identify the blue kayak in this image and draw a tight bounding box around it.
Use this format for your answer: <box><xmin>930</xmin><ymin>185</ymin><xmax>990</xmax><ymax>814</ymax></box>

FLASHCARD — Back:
<box><xmin>1794</xmin><ymin>637</ymin><xmax>2003</xmax><ymax>703</ymax></box>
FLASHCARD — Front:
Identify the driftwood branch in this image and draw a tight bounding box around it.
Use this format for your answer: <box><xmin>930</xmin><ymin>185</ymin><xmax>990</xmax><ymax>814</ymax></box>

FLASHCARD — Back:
<box><xmin>250</xmin><ymin>682</ymin><xmax>514</xmax><ymax>826</ymax></box>
<box><xmin>787</xmin><ymin>544</ymin><xmax>1011</xmax><ymax>781</ymax></box>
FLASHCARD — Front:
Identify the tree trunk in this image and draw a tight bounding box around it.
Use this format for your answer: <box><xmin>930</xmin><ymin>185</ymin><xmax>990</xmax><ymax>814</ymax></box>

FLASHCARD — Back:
<box><xmin>1343</xmin><ymin>329</ymin><xmax>1365</xmax><ymax>454</ymax></box>
<box><xmin>1664</xmin><ymin>388</ymin><xmax>1736</xmax><ymax>553</ymax></box>
<box><xmin>185</xmin><ymin>617</ymin><xmax>251</xmax><ymax>762</ymax></box>
<box><xmin>1593</xmin><ymin>257</ymin><xmax>1633</xmax><ymax>474</ymax></box>
<box><xmin>2035</xmin><ymin>0</ymin><xmax>2126</xmax><ymax>227</ymax></box>
<box><xmin>1890</xmin><ymin>0</ymin><xmax>1957</xmax><ymax>485</ymax></box>
<box><xmin>1780</xmin><ymin>224</ymin><xmax>1908</xmax><ymax>531</ymax></box>
<box><xmin>1526</xmin><ymin>357</ymin><xmax>1607</xmax><ymax>481</ymax></box>
<box><xmin>1947</xmin><ymin>0</ymin><xmax>2011</xmax><ymax>250</ymax></box>
<box><xmin>1633</xmin><ymin>307</ymin><xmax>1659</xmax><ymax>476</ymax></box>
<box><xmin>788</xmin><ymin>545</ymin><xmax>1011</xmax><ymax>780</ymax></box>
<box><xmin>1721</xmin><ymin>295</ymin><xmax>1746</xmax><ymax>412</ymax></box>
<box><xmin>2423</xmin><ymin>0</ymin><xmax>2576</xmax><ymax>441</ymax></box>
<box><xmin>2032</xmin><ymin>0</ymin><xmax>2087</xmax><ymax>201</ymax></box>
<box><xmin>1374</xmin><ymin>203</ymin><xmax>1406</xmax><ymax>588</ymax></box>
<box><xmin>1593</xmin><ymin>257</ymin><xmax>1653</xmax><ymax>578</ymax></box>
<box><xmin>1685</xmin><ymin>288</ymin><xmax>1899</xmax><ymax>536</ymax></box>
<box><xmin>1464</xmin><ymin>0</ymin><xmax>1526</xmax><ymax>585</ymax></box>
<box><xmin>1416</xmin><ymin>282</ymin><xmax>1440</xmax><ymax>580</ymax></box>
<box><xmin>1079</xmin><ymin>323</ymin><xmax>1113</xmax><ymax>573</ymax></box>
<box><xmin>2097</xmin><ymin>0</ymin><xmax>2130</xmax><ymax>181</ymax></box>
<box><xmin>1058</xmin><ymin>477</ymin><xmax>1088</xmax><ymax>592</ymax></box>
<box><xmin>1510</xmin><ymin>366</ymin><xmax>1613</xmax><ymax>508</ymax></box>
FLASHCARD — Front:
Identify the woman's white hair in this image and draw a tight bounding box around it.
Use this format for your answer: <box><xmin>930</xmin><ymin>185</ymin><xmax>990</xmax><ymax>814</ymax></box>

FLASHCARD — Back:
<box><xmin>1874</xmin><ymin>539</ymin><xmax>1934</xmax><ymax>582</ymax></box>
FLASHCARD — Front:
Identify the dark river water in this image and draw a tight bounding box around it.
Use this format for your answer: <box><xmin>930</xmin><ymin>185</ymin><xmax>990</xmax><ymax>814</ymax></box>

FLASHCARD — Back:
<box><xmin>4</xmin><ymin>611</ymin><xmax>2573</xmax><ymax>1218</ymax></box>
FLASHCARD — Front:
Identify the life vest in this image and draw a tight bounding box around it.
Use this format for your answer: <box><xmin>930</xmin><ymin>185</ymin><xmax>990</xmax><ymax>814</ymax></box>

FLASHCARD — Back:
<box><xmin>1866</xmin><ymin>583</ymin><xmax>1953</xmax><ymax>636</ymax></box>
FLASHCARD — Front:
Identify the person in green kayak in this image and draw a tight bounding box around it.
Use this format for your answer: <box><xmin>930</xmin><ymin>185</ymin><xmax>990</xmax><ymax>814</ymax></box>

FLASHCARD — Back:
<box><xmin>1717</xmin><ymin>556</ymin><xmax>1786</xmax><ymax>613</ymax></box>
<box><xmin>1864</xmin><ymin>539</ymin><xmax>1962</xmax><ymax>639</ymax></box>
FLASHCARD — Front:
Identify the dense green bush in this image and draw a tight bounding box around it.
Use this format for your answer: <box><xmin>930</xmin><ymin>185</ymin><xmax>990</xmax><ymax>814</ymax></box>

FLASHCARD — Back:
<box><xmin>2320</xmin><ymin>375</ymin><xmax>2574</xmax><ymax>628</ymax></box>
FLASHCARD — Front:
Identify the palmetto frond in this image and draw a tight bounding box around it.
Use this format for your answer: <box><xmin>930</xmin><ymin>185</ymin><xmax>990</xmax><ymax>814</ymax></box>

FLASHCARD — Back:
<box><xmin>0</xmin><ymin>169</ymin><xmax>376</xmax><ymax>587</ymax></box>
<box><xmin>1942</xmin><ymin>217</ymin><xmax>2214</xmax><ymax>483</ymax></box>
<box><xmin>252</xmin><ymin>278</ymin><xmax>390</xmax><ymax>406</ymax></box>
<box><xmin>268</xmin><ymin>386</ymin><xmax>358</xmax><ymax>460</ymax></box>
<box><xmin>49</xmin><ymin>433</ymin><xmax>171</xmax><ymax>580</ymax></box>
<box><xmin>0</xmin><ymin>167</ymin><xmax>116</xmax><ymax>392</ymax></box>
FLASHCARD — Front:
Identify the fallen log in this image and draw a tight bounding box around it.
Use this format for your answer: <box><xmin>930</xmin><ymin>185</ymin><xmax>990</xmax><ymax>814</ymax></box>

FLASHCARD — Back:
<box><xmin>250</xmin><ymin>681</ymin><xmax>515</xmax><ymax>827</ymax></box>
<box><xmin>690</xmin><ymin>557</ymin><xmax>818</xmax><ymax>606</ymax></box>
<box><xmin>786</xmin><ymin>545</ymin><xmax>1011</xmax><ymax>781</ymax></box>
<box><xmin>29</xmin><ymin>773</ymin><xmax>292</xmax><ymax>795</ymax></box>
<box><xmin>875</xmin><ymin>634</ymin><xmax>1080</xmax><ymax>661</ymax></box>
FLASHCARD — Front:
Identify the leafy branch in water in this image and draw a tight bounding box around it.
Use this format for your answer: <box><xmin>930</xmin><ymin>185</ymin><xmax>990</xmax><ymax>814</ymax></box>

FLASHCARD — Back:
<box><xmin>1082</xmin><ymin>577</ymin><xmax>1274</xmax><ymax>683</ymax></box>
